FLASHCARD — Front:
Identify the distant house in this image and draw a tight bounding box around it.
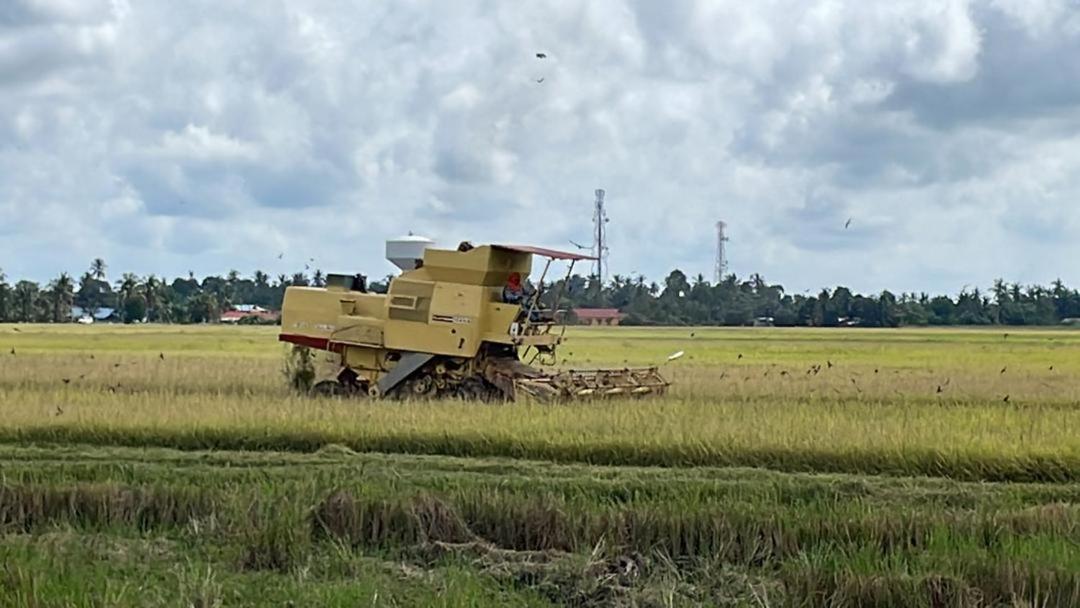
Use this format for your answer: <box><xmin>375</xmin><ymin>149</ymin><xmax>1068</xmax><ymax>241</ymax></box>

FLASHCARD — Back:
<box><xmin>573</xmin><ymin>308</ymin><xmax>625</xmax><ymax>326</ymax></box>
<box><xmin>221</xmin><ymin>305</ymin><xmax>279</xmax><ymax>324</ymax></box>
<box><xmin>70</xmin><ymin>306</ymin><xmax>118</xmax><ymax>324</ymax></box>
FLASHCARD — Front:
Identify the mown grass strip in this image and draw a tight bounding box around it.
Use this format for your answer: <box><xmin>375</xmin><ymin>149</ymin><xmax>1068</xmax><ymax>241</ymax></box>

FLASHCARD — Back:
<box><xmin>4</xmin><ymin>425</ymin><xmax>1080</xmax><ymax>483</ymax></box>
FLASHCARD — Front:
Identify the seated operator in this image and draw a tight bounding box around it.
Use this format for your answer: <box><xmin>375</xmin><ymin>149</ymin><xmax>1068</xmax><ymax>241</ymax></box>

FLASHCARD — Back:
<box><xmin>504</xmin><ymin>273</ymin><xmax>548</xmax><ymax>323</ymax></box>
<box><xmin>503</xmin><ymin>272</ymin><xmax>525</xmax><ymax>305</ymax></box>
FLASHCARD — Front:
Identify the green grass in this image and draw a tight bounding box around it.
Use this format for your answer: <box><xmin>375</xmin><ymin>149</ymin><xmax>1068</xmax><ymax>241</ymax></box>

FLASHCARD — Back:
<box><xmin>2</xmin><ymin>445</ymin><xmax>1080</xmax><ymax>606</ymax></box>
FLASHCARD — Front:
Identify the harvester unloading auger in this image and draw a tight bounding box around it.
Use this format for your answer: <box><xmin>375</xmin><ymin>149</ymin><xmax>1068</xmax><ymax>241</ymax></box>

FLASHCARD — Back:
<box><xmin>279</xmin><ymin>241</ymin><xmax>669</xmax><ymax>402</ymax></box>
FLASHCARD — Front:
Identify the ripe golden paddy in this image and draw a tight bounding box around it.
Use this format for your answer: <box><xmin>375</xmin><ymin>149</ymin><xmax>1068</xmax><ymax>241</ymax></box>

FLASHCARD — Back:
<box><xmin>2</xmin><ymin>324</ymin><xmax>1079</xmax><ymax>480</ymax></box>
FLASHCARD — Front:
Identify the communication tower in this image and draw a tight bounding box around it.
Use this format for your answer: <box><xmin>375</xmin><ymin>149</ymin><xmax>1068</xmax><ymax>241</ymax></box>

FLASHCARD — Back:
<box><xmin>592</xmin><ymin>189</ymin><xmax>609</xmax><ymax>282</ymax></box>
<box><xmin>714</xmin><ymin>221</ymin><xmax>729</xmax><ymax>284</ymax></box>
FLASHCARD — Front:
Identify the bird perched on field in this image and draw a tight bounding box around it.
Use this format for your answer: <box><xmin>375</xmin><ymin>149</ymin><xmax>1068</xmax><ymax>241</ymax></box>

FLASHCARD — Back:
<box><xmin>1000</xmin><ymin>367</ymin><xmax>1007</xmax><ymax>374</ymax></box>
<box><xmin>9</xmin><ymin>348</ymin><xmax>13</xmax><ymax>356</ymax></box>
<box><xmin>827</xmin><ymin>360</ymin><xmax>834</xmax><ymax>369</ymax></box>
<box><xmin>936</xmin><ymin>385</ymin><xmax>943</xmax><ymax>394</ymax></box>
<box><xmin>737</xmin><ymin>353</ymin><xmax>743</xmax><ymax>360</ymax></box>
<box><xmin>61</xmin><ymin>378</ymin><xmax>70</xmax><ymax>385</ymax></box>
<box><xmin>690</xmin><ymin>332</ymin><xmax>695</xmax><ymax>338</ymax></box>
<box><xmin>54</xmin><ymin>405</ymin><xmax>63</xmax><ymax>416</ymax></box>
<box><xmin>1003</xmin><ymin>394</ymin><xmax>1010</xmax><ymax>403</ymax></box>
<box><xmin>159</xmin><ymin>352</ymin><xmax>165</xmax><ymax>361</ymax></box>
<box><xmin>11</xmin><ymin>327</ymin><xmax>19</xmax><ymax>332</ymax></box>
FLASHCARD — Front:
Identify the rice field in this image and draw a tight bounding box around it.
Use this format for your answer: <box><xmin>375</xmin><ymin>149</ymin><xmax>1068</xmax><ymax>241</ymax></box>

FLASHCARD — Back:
<box><xmin>2</xmin><ymin>324</ymin><xmax>1080</xmax><ymax>606</ymax></box>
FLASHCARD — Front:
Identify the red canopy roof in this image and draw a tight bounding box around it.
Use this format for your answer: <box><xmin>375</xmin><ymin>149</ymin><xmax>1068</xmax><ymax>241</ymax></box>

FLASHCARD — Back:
<box><xmin>493</xmin><ymin>244</ymin><xmax>597</xmax><ymax>261</ymax></box>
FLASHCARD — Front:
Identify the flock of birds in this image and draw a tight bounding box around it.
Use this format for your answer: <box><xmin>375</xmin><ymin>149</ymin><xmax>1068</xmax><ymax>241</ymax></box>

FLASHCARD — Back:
<box><xmin>5</xmin><ymin>318</ymin><xmax>1052</xmax><ymax>410</ymax></box>
<box><xmin>680</xmin><ymin>331</ymin><xmax>1045</xmax><ymax>404</ymax></box>
<box><xmin>7</xmin><ymin>338</ymin><xmax>170</xmax><ymax>415</ymax></box>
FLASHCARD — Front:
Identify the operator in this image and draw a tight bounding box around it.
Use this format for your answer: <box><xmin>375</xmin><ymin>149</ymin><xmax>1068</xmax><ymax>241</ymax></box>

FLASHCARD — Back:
<box><xmin>503</xmin><ymin>272</ymin><xmax>525</xmax><ymax>304</ymax></box>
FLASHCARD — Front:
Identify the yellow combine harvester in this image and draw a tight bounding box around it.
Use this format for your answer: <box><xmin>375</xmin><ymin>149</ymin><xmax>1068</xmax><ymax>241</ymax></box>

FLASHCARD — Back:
<box><xmin>279</xmin><ymin>242</ymin><xmax>668</xmax><ymax>401</ymax></box>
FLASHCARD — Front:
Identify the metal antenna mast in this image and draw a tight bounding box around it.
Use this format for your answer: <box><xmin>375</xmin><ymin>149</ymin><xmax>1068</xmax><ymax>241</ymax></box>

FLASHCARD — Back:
<box><xmin>592</xmin><ymin>189</ymin><xmax>609</xmax><ymax>282</ymax></box>
<box><xmin>714</xmin><ymin>221</ymin><xmax>729</xmax><ymax>284</ymax></box>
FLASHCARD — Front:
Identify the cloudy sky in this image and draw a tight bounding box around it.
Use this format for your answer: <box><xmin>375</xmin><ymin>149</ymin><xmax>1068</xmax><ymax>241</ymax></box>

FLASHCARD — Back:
<box><xmin>2</xmin><ymin>0</ymin><xmax>1080</xmax><ymax>293</ymax></box>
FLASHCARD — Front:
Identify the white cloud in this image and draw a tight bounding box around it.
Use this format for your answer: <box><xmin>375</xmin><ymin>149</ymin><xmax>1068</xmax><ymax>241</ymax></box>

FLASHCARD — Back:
<box><xmin>1</xmin><ymin>0</ymin><xmax>1080</xmax><ymax>294</ymax></box>
<box><xmin>157</xmin><ymin>125</ymin><xmax>259</xmax><ymax>163</ymax></box>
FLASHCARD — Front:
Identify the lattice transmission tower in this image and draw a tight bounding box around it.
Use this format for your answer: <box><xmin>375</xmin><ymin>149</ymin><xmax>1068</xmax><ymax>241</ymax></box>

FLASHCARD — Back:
<box><xmin>714</xmin><ymin>221</ymin><xmax>729</xmax><ymax>284</ymax></box>
<box><xmin>592</xmin><ymin>189</ymin><xmax>609</xmax><ymax>282</ymax></box>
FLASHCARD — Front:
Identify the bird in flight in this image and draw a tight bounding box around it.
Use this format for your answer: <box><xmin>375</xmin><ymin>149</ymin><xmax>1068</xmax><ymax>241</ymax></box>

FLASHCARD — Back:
<box><xmin>844</xmin><ymin>218</ymin><xmax>852</xmax><ymax>229</ymax></box>
<box><xmin>535</xmin><ymin>77</ymin><xmax>545</xmax><ymax>84</ymax></box>
<box><xmin>277</xmin><ymin>253</ymin><xmax>284</xmax><ymax>259</ymax></box>
<box><xmin>536</xmin><ymin>52</ymin><xmax>547</xmax><ymax>59</ymax></box>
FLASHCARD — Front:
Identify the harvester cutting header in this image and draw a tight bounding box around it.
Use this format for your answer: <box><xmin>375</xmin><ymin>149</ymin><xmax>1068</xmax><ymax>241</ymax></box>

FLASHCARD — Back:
<box><xmin>279</xmin><ymin>239</ymin><xmax>668</xmax><ymax>401</ymax></box>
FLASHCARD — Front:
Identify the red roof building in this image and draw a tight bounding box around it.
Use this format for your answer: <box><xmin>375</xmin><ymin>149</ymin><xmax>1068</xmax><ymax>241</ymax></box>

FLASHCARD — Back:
<box><xmin>573</xmin><ymin>308</ymin><xmax>625</xmax><ymax>326</ymax></box>
<box><xmin>220</xmin><ymin>308</ymin><xmax>279</xmax><ymax>323</ymax></box>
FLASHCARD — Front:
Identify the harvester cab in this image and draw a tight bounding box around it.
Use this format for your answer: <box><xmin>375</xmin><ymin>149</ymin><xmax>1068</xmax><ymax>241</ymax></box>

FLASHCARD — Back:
<box><xmin>279</xmin><ymin>241</ymin><xmax>668</xmax><ymax>401</ymax></box>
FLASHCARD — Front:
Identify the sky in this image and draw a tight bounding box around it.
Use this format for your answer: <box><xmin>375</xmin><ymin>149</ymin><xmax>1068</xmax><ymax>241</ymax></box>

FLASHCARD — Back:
<box><xmin>2</xmin><ymin>0</ymin><xmax>1080</xmax><ymax>294</ymax></box>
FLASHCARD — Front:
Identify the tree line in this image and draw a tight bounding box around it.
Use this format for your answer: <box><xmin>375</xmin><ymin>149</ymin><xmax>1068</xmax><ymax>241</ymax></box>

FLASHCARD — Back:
<box><xmin>0</xmin><ymin>259</ymin><xmax>336</xmax><ymax>324</ymax></box>
<box><xmin>543</xmin><ymin>270</ymin><xmax>1080</xmax><ymax>327</ymax></box>
<box><xmin>2</xmin><ymin>260</ymin><xmax>1079</xmax><ymax>327</ymax></box>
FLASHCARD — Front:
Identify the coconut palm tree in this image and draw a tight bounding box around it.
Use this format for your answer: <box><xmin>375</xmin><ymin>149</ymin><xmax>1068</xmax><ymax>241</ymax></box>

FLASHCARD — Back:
<box><xmin>144</xmin><ymin>275</ymin><xmax>164</xmax><ymax>322</ymax></box>
<box><xmin>116</xmin><ymin>273</ymin><xmax>141</xmax><ymax>321</ymax></box>
<box><xmin>48</xmin><ymin>273</ymin><xmax>75</xmax><ymax>322</ymax></box>
<box><xmin>0</xmin><ymin>269</ymin><xmax>9</xmax><ymax>322</ymax></box>
<box><xmin>13</xmin><ymin>281</ymin><xmax>39</xmax><ymax>322</ymax></box>
<box><xmin>90</xmin><ymin>258</ymin><xmax>107</xmax><ymax>280</ymax></box>
<box><xmin>117</xmin><ymin>273</ymin><xmax>138</xmax><ymax>300</ymax></box>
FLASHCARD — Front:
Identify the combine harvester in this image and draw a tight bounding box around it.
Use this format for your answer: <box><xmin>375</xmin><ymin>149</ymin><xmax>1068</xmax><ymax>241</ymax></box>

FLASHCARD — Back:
<box><xmin>279</xmin><ymin>238</ymin><xmax>669</xmax><ymax>401</ymax></box>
